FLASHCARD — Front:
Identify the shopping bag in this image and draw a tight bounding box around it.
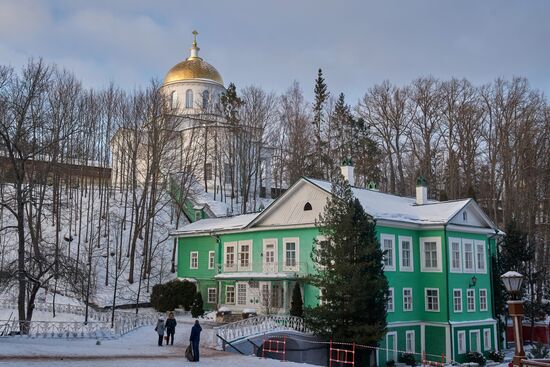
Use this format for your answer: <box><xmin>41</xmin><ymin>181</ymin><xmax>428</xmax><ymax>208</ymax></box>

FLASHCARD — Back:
<box><xmin>185</xmin><ymin>344</ymin><xmax>194</xmax><ymax>361</ymax></box>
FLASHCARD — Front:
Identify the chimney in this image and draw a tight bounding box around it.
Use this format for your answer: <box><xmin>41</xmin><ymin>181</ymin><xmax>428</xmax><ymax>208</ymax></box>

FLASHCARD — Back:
<box><xmin>340</xmin><ymin>158</ymin><xmax>355</xmax><ymax>186</ymax></box>
<box><xmin>416</xmin><ymin>176</ymin><xmax>428</xmax><ymax>205</ymax></box>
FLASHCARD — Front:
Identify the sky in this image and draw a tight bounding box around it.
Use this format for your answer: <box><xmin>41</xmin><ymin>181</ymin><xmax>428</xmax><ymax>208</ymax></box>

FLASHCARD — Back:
<box><xmin>0</xmin><ymin>0</ymin><xmax>549</xmax><ymax>103</ymax></box>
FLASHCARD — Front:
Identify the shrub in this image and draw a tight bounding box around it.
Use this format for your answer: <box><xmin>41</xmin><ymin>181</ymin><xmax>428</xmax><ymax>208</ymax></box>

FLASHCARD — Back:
<box><xmin>386</xmin><ymin>359</ymin><xmax>395</xmax><ymax>367</ymax></box>
<box><xmin>150</xmin><ymin>280</ymin><xmax>196</xmax><ymax>312</ymax></box>
<box><xmin>191</xmin><ymin>292</ymin><xmax>204</xmax><ymax>318</ymax></box>
<box><xmin>466</xmin><ymin>351</ymin><xmax>486</xmax><ymax>366</ymax></box>
<box><xmin>487</xmin><ymin>350</ymin><xmax>504</xmax><ymax>363</ymax></box>
<box><xmin>528</xmin><ymin>342</ymin><xmax>550</xmax><ymax>359</ymax></box>
<box><xmin>398</xmin><ymin>352</ymin><xmax>417</xmax><ymax>366</ymax></box>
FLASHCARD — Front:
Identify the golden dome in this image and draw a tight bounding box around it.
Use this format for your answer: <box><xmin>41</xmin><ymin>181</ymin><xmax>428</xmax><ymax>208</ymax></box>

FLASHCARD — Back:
<box><xmin>163</xmin><ymin>31</ymin><xmax>223</xmax><ymax>85</ymax></box>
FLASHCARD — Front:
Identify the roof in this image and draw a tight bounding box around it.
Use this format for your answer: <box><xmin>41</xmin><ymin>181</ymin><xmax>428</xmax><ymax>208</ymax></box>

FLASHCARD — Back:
<box><xmin>171</xmin><ymin>212</ymin><xmax>259</xmax><ymax>236</ymax></box>
<box><xmin>306</xmin><ymin>178</ymin><xmax>472</xmax><ymax>225</ymax></box>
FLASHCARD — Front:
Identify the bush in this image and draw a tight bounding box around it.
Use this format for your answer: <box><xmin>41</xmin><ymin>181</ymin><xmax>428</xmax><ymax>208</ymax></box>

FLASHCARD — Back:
<box><xmin>487</xmin><ymin>350</ymin><xmax>504</xmax><ymax>363</ymax></box>
<box><xmin>150</xmin><ymin>280</ymin><xmax>196</xmax><ymax>312</ymax></box>
<box><xmin>398</xmin><ymin>353</ymin><xmax>417</xmax><ymax>366</ymax></box>
<box><xmin>466</xmin><ymin>351</ymin><xmax>486</xmax><ymax>366</ymax></box>
<box><xmin>386</xmin><ymin>359</ymin><xmax>395</xmax><ymax>367</ymax></box>
<box><xmin>191</xmin><ymin>292</ymin><xmax>204</xmax><ymax>318</ymax></box>
<box><xmin>528</xmin><ymin>341</ymin><xmax>550</xmax><ymax>359</ymax></box>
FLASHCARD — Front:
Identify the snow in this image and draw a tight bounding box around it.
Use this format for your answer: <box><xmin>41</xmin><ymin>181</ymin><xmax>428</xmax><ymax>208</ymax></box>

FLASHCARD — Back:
<box><xmin>307</xmin><ymin>178</ymin><xmax>472</xmax><ymax>225</ymax></box>
<box><xmin>501</xmin><ymin>271</ymin><xmax>524</xmax><ymax>278</ymax></box>
<box><xmin>171</xmin><ymin>212</ymin><xmax>259</xmax><ymax>236</ymax></box>
<box><xmin>0</xmin><ymin>325</ymin><xmax>315</xmax><ymax>367</ymax></box>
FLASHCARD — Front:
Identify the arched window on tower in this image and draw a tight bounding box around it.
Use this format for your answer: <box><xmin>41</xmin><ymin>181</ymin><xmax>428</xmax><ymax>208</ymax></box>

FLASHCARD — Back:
<box><xmin>202</xmin><ymin>90</ymin><xmax>209</xmax><ymax>110</ymax></box>
<box><xmin>185</xmin><ymin>89</ymin><xmax>193</xmax><ymax>108</ymax></box>
<box><xmin>304</xmin><ymin>202</ymin><xmax>312</xmax><ymax>211</ymax></box>
<box><xmin>170</xmin><ymin>91</ymin><xmax>177</xmax><ymax>110</ymax></box>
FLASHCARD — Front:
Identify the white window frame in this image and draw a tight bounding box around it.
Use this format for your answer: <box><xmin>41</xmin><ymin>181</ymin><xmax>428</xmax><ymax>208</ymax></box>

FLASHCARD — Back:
<box><xmin>462</xmin><ymin>239</ymin><xmax>475</xmax><ymax>273</ymax></box>
<box><xmin>208</xmin><ymin>251</ymin><xmax>215</xmax><ymax>270</ymax></box>
<box><xmin>238</xmin><ymin>240</ymin><xmax>252</xmax><ymax>271</ymax></box>
<box><xmin>399</xmin><ymin>236</ymin><xmax>414</xmax><ymax>272</ymax></box>
<box><xmin>469</xmin><ymin>330</ymin><xmax>481</xmax><ymax>353</ymax></box>
<box><xmin>403</xmin><ymin>288</ymin><xmax>413</xmax><ymax>312</ymax></box>
<box><xmin>425</xmin><ymin>288</ymin><xmax>440</xmax><ymax>312</ymax></box>
<box><xmin>225</xmin><ymin>285</ymin><xmax>235</xmax><ymax>304</ymax></box>
<box><xmin>483</xmin><ymin>328</ymin><xmax>492</xmax><ymax>351</ymax></box>
<box><xmin>479</xmin><ymin>289</ymin><xmax>488</xmax><ymax>311</ymax></box>
<box><xmin>319</xmin><ymin>287</ymin><xmax>328</xmax><ymax>306</ymax></box>
<box><xmin>190</xmin><ymin>251</ymin><xmax>198</xmax><ymax>269</ymax></box>
<box><xmin>467</xmin><ymin>289</ymin><xmax>476</xmax><ymax>312</ymax></box>
<box><xmin>282</xmin><ymin>237</ymin><xmax>300</xmax><ymax>272</ymax></box>
<box><xmin>381</xmin><ymin>234</ymin><xmax>396</xmax><ymax>271</ymax></box>
<box><xmin>262</xmin><ymin>239</ymin><xmax>278</xmax><ymax>273</ymax></box>
<box><xmin>224</xmin><ymin>242</ymin><xmax>237</xmax><ymax>272</ymax></box>
<box><xmin>453</xmin><ymin>289</ymin><xmax>463</xmax><ymax>313</ymax></box>
<box><xmin>420</xmin><ymin>237</ymin><xmax>442</xmax><ymax>272</ymax></box>
<box><xmin>237</xmin><ymin>282</ymin><xmax>247</xmax><ymax>305</ymax></box>
<box><xmin>207</xmin><ymin>288</ymin><xmax>217</xmax><ymax>304</ymax></box>
<box><xmin>449</xmin><ymin>237</ymin><xmax>462</xmax><ymax>273</ymax></box>
<box><xmin>475</xmin><ymin>240</ymin><xmax>487</xmax><ymax>274</ymax></box>
<box><xmin>386</xmin><ymin>332</ymin><xmax>398</xmax><ymax>362</ymax></box>
<box><xmin>405</xmin><ymin>330</ymin><xmax>415</xmax><ymax>353</ymax></box>
<box><xmin>457</xmin><ymin>330</ymin><xmax>466</xmax><ymax>354</ymax></box>
<box><xmin>387</xmin><ymin>288</ymin><xmax>395</xmax><ymax>312</ymax></box>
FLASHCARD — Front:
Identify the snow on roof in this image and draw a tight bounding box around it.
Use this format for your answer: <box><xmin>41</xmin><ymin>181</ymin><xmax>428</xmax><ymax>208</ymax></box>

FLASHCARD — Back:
<box><xmin>172</xmin><ymin>212</ymin><xmax>259</xmax><ymax>236</ymax></box>
<box><xmin>306</xmin><ymin>178</ymin><xmax>472</xmax><ymax>225</ymax></box>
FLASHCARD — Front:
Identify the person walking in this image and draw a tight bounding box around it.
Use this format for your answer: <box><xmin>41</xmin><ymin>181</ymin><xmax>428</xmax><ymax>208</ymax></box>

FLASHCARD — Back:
<box><xmin>155</xmin><ymin>317</ymin><xmax>165</xmax><ymax>346</ymax></box>
<box><xmin>189</xmin><ymin>319</ymin><xmax>202</xmax><ymax>361</ymax></box>
<box><xmin>165</xmin><ymin>312</ymin><xmax>177</xmax><ymax>346</ymax></box>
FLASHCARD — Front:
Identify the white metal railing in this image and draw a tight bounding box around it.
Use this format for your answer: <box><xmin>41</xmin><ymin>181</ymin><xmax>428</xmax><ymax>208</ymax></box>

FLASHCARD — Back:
<box><xmin>0</xmin><ymin>300</ymin><xmax>157</xmax><ymax>338</ymax></box>
<box><xmin>215</xmin><ymin>315</ymin><xmax>310</xmax><ymax>344</ymax></box>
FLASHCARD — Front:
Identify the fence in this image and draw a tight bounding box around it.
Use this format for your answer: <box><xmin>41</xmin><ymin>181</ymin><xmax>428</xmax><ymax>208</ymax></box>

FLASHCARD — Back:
<box><xmin>0</xmin><ymin>300</ymin><xmax>157</xmax><ymax>338</ymax></box>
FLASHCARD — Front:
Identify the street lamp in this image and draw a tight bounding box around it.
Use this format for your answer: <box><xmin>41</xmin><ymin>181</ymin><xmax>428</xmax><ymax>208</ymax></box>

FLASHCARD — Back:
<box><xmin>501</xmin><ymin>271</ymin><xmax>525</xmax><ymax>367</ymax></box>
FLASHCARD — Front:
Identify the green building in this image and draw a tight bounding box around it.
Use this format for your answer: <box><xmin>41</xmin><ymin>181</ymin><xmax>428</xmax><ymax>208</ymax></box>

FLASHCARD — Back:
<box><xmin>172</xmin><ymin>170</ymin><xmax>502</xmax><ymax>364</ymax></box>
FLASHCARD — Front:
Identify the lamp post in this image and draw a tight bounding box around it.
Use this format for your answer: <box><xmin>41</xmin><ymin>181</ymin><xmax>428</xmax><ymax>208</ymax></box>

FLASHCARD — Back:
<box><xmin>501</xmin><ymin>271</ymin><xmax>525</xmax><ymax>367</ymax></box>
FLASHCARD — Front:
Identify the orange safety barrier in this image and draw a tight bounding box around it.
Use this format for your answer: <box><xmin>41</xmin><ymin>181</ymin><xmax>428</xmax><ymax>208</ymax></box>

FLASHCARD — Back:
<box><xmin>329</xmin><ymin>338</ymin><xmax>356</xmax><ymax>367</ymax></box>
<box><xmin>262</xmin><ymin>336</ymin><xmax>287</xmax><ymax>361</ymax></box>
<box><xmin>421</xmin><ymin>351</ymin><xmax>446</xmax><ymax>367</ymax></box>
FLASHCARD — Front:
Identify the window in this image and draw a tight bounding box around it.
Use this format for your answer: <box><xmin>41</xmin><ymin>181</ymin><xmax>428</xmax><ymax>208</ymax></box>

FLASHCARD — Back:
<box><xmin>463</xmin><ymin>211</ymin><xmax>468</xmax><ymax>221</ymax></box>
<box><xmin>463</xmin><ymin>240</ymin><xmax>474</xmax><ymax>272</ymax></box>
<box><xmin>457</xmin><ymin>331</ymin><xmax>466</xmax><ymax>354</ymax></box>
<box><xmin>386</xmin><ymin>332</ymin><xmax>398</xmax><ymax>362</ymax></box>
<box><xmin>425</xmin><ymin>288</ymin><xmax>439</xmax><ymax>312</ymax></box>
<box><xmin>202</xmin><ymin>90</ymin><xmax>209</xmax><ymax>109</ymax></box>
<box><xmin>479</xmin><ymin>289</ymin><xmax>488</xmax><ymax>311</ymax></box>
<box><xmin>450</xmin><ymin>238</ymin><xmax>462</xmax><ymax>272</ymax></box>
<box><xmin>190</xmin><ymin>251</ymin><xmax>198</xmax><ymax>269</ymax></box>
<box><xmin>403</xmin><ymin>288</ymin><xmax>413</xmax><ymax>311</ymax></box>
<box><xmin>421</xmin><ymin>237</ymin><xmax>441</xmax><ymax>272</ymax></box>
<box><xmin>237</xmin><ymin>283</ymin><xmax>247</xmax><ymax>305</ymax></box>
<box><xmin>406</xmin><ymin>330</ymin><xmax>415</xmax><ymax>353</ymax></box>
<box><xmin>238</xmin><ymin>241</ymin><xmax>252</xmax><ymax>271</ymax></box>
<box><xmin>185</xmin><ymin>89</ymin><xmax>193</xmax><ymax>108</ymax></box>
<box><xmin>475</xmin><ymin>241</ymin><xmax>486</xmax><ymax>273</ymax></box>
<box><xmin>381</xmin><ymin>234</ymin><xmax>396</xmax><ymax>271</ymax></box>
<box><xmin>205</xmin><ymin>163</ymin><xmax>213</xmax><ymax>180</ymax></box>
<box><xmin>303</xmin><ymin>202</ymin><xmax>312</xmax><ymax>211</ymax></box>
<box><xmin>399</xmin><ymin>236</ymin><xmax>413</xmax><ymax>271</ymax></box>
<box><xmin>208</xmin><ymin>251</ymin><xmax>215</xmax><ymax>270</ymax></box>
<box><xmin>283</xmin><ymin>238</ymin><xmax>299</xmax><ymax>271</ymax></box>
<box><xmin>272</xmin><ymin>284</ymin><xmax>283</xmax><ymax>308</ymax></box>
<box><xmin>467</xmin><ymin>289</ymin><xmax>475</xmax><ymax>312</ymax></box>
<box><xmin>387</xmin><ymin>288</ymin><xmax>394</xmax><ymax>312</ymax></box>
<box><xmin>224</xmin><ymin>243</ymin><xmax>236</xmax><ymax>271</ymax></box>
<box><xmin>194</xmin><ymin>210</ymin><xmax>202</xmax><ymax>221</ymax></box>
<box><xmin>170</xmin><ymin>91</ymin><xmax>177</xmax><ymax>109</ymax></box>
<box><xmin>207</xmin><ymin>288</ymin><xmax>217</xmax><ymax>304</ymax></box>
<box><xmin>483</xmin><ymin>329</ymin><xmax>492</xmax><ymax>351</ymax></box>
<box><xmin>453</xmin><ymin>289</ymin><xmax>463</xmax><ymax>312</ymax></box>
<box><xmin>261</xmin><ymin>283</ymin><xmax>269</xmax><ymax>306</ymax></box>
<box><xmin>225</xmin><ymin>285</ymin><xmax>235</xmax><ymax>304</ymax></box>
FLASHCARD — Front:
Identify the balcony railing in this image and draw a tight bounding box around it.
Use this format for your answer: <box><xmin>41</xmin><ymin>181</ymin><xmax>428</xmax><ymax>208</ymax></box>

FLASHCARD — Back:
<box><xmin>220</xmin><ymin>261</ymin><xmax>310</xmax><ymax>274</ymax></box>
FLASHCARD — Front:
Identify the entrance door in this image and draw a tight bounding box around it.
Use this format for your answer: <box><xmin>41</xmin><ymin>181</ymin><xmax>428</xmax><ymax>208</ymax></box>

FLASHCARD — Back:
<box><xmin>387</xmin><ymin>332</ymin><xmax>398</xmax><ymax>362</ymax></box>
<box><xmin>263</xmin><ymin>240</ymin><xmax>277</xmax><ymax>273</ymax></box>
<box><xmin>470</xmin><ymin>330</ymin><xmax>480</xmax><ymax>353</ymax></box>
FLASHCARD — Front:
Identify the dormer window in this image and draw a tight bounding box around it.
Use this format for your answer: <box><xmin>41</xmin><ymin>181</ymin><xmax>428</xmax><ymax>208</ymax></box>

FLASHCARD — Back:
<box><xmin>463</xmin><ymin>211</ymin><xmax>468</xmax><ymax>221</ymax></box>
<box><xmin>304</xmin><ymin>202</ymin><xmax>312</xmax><ymax>211</ymax></box>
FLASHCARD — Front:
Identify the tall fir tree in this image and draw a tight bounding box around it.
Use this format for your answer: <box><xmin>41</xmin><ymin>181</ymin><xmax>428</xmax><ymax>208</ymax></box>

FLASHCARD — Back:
<box><xmin>305</xmin><ymin>173</ymin><xmax>388</xmax><ymax>350</ymax></box>
<box><xmin>290</xmin><ymin>282</ymin><xmax>304</xmax><ymax>317</ymax></box>
<box><xmin>312</xmin><ymin>68</ymin><xmax>329</xmax><ymax>179</ymax></box>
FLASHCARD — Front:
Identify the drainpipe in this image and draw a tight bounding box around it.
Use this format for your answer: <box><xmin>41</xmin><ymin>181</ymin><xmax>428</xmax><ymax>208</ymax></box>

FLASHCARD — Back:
<box><xmin>487</xmin><ymin>229</ymin><xmax>500</xmax><ymax>349</ymax></box>
<box><xmin>209</xmin><ymin>232</ymin><xmax>222</xmax><ymax>310</ymax></box>
<box><xmin>444</xmin><ymin>223</ymin><xmax>452</xmax><ymax>363</ymax></box>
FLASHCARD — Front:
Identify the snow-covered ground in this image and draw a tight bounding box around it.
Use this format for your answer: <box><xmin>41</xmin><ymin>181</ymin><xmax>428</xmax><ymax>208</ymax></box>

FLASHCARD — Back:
<box><xmin>0</xmin><ymin>324</ymin><xmax>315</xmax><ymax>367</ymax></box>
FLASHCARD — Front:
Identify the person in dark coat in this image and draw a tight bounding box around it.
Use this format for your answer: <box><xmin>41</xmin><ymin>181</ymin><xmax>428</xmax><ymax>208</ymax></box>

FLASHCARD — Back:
<box><xmin>154</xmin><ymin>317</ymin><xmax>165</xmax><ymax>346</ymax></box>
<box><xmin>189</xmin><ymin>319</ymin><xmax>202</xmax><ymax>361</ymax></box>
<box><xmin>165</xmin><ymin>312</ymin><xmax>177</xmax><ymax>346</ymax></box>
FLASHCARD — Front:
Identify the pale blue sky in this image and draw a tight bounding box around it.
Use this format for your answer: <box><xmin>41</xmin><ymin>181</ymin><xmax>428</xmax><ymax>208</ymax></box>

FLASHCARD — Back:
<box><xmin>1</xmin><ymin>0</ymin><xmax>548</xmax><ymax>102</ymax></box>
